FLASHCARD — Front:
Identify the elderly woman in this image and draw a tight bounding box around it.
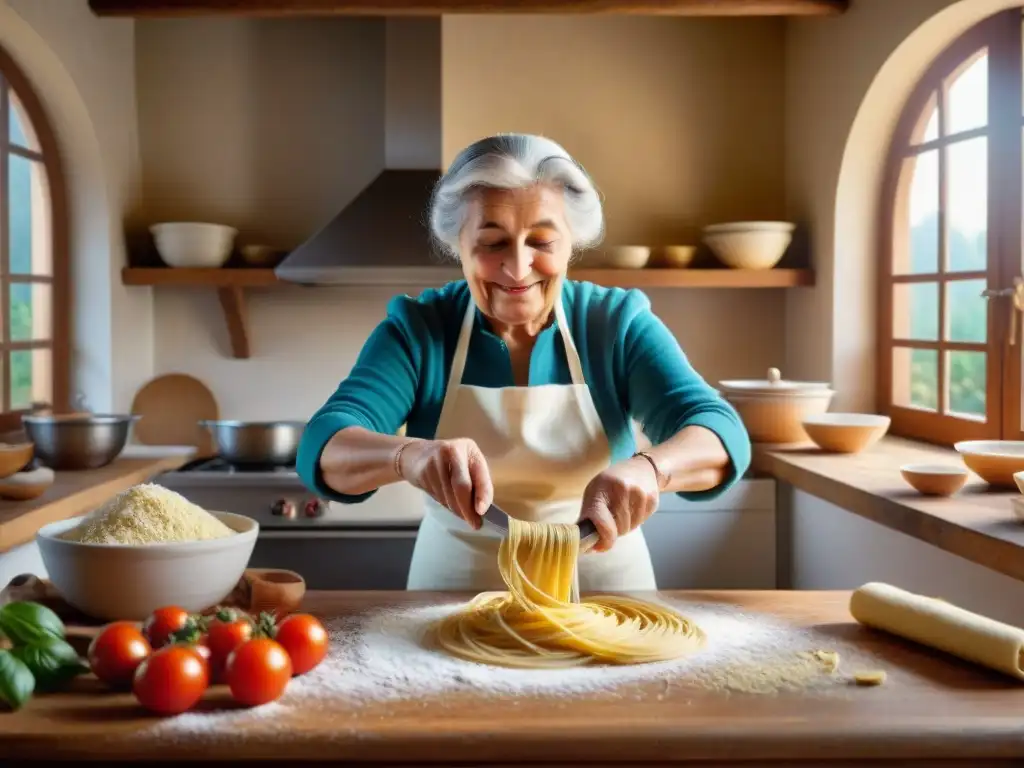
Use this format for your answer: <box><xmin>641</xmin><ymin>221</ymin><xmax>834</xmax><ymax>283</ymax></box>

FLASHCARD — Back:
<box><xmin>297</xmin><ymin>133</ymin><xmax>751</xmax><ymax>592</ymax></box>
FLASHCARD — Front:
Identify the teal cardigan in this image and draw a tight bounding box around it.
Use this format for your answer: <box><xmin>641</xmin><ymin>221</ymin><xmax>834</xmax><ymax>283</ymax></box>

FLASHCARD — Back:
<box><xmin>297</xmin><ymin>280</ymin><xmax>751</xmax><ymax>503</ymax></box>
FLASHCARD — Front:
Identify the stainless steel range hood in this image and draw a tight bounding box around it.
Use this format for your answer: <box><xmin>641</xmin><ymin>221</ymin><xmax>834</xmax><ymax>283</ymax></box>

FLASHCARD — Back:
<box><xmin>275</xmin><ymin>18</ymin><xmax>460</xmax><ymax>286</ymax></box>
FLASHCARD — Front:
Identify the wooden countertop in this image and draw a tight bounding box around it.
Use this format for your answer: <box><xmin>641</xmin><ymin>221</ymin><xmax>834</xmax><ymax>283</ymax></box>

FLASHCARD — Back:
<box><xmin>0</xmin><ymin>456</ymin><xmax>190</xmax><ymax>553</ymax></box>
<box><xmin>753</xmin><ymin>437</ymin><xmax>1024</xmax><ymax>582</ymax></box>
<box><xmin>2</xmin><ymin>589</ymin><xmax>1024</xmax><ymax>765</ymax></box>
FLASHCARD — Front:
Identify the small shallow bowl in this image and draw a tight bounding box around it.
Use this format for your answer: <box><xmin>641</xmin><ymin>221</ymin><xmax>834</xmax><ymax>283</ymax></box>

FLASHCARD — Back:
<box><xmin>603</xmin><ymin>246</ymin><xmax>651</xmax><ymax>269</ymax></box>
<box><xmin>36</xmin><ymin>511</ymin><xmax>258</xmax><ymax>621</ymax></box>
<box><xmin>801</xmin><ymin>413</ymin><xmax>891</xmax><ymax>454</ymax></box>
<box><xmin>954</xmin><ymin>441</ymin><xmax>1024</xmax><ymax>488</ymax></box>
<box><xmin>0</xmin><ymin>442</ymin><xmax>34</xmax><ymax>478</ymax></box>
<box><xmin>654</xmin><ymin>245</ymin><xmax>697</xmax><ymax>268</ymax></box>
<box><xmin>901</xmin><ymin>463</ymin><xmax>969</xmax><ymax>497</ymax></box>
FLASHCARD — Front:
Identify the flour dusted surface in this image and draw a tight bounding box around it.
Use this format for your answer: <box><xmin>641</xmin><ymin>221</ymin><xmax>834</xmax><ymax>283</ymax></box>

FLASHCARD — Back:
<box><xmin>141</xmin><ymin>597</ymin><xmax>893</xmax><ymax>742</ymax></box>
<box><xmin>61</xmin><ymin>483</ymin><xmax>234</xmax><ymax>545</ymax></box>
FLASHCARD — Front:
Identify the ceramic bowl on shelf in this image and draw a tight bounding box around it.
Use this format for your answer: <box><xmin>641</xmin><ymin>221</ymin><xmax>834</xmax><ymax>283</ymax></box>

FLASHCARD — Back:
<box><xmin>36</xmin><ymin>511</ymin><xmax>258</xmax><ymax>621</ymax></box>
<box><xmin>1011</xmin><ymin>496</ymin><xmax>1024</xmax><ymax>522</ymax></box>
<box><xmin>900</xmin><ymin>464</ymin><xmax>969</xmax><ymax>497</ymax></box>
<box><xmin>1015</xmin><ymin>470</ymin><xmax>1024</xmax><ymax>495</ymax></box>
<box><xmin>703</xmin><ymin>221</ymin><xmax>795</xmax><ymax>270</ymax></box>
<box><xmin>0</xmin><ymin>442</ymin><xmax>34</xmax><ymax>478</ymax></box>
<box><xmin>801</xmin><ymin>413</ymin><xmax>891</xmax><ymax>454</ymax></box>
<box><xmin>150</xmin><ymin>222</ymin><xmax>237</xmax><ymax>268</ymax></box>
<box><xmin>653</xmin><ymin>245</ymin><xmax>697</xmax><ymax>268</ymax></box>
<box><xmin>953</xmin><ymin>441</ymin><xmax>1024</xmax><ymax>488</ymax></box>
<box><xmin>718</xmin><ymin>367</ymin><xmax>835</xmax><ymax>444</ymax></box>
<box><xmin>602</xmin><ymin>246</ymin><xmax>651</xmax><ymax>269</ymax></box>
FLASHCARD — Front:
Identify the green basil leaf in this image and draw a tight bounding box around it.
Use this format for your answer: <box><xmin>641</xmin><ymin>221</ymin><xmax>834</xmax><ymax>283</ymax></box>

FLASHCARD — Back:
<box><xmin>0</xmin><ymin>602</ymin><xmax>65</xmax><ymax>645</ymax></box>
<box><xmin>11</xmin><ymin>638</ymin><xmax>88</xmax><ymax>692</ymax></box>
<box><xmin>0</xmin><ymin>649</ymin><xmax>35</xmax><ymax>710</ymax></box>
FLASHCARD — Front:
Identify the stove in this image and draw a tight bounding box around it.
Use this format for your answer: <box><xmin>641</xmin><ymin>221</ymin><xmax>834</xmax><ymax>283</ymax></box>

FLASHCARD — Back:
<box><xmin>152</xmin><ymin>456</ymin><xmax>425</xmax><ymax>591</ymax></box>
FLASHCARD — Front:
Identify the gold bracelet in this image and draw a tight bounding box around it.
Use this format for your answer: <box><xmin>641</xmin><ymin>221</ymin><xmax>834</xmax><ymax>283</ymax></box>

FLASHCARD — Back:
<box><xmin>393</xmin><ymin>440</ymin><xmax>416</xmax><ymax>480</ymax></box>
<box><xmin>633</xmin><ymin>451</ymin><xmax>670</xmax><ymax>490</ymax></box>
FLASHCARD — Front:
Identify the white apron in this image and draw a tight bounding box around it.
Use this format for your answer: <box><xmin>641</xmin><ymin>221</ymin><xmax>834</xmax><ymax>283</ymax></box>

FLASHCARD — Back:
<box><xmin>405</xmin><ymin>293</ymin><xmax>657</xmax><ymax>592</ymax></box>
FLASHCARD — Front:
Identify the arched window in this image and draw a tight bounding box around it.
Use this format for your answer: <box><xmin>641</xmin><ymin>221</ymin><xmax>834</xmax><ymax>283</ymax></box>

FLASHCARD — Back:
<box><xmin>0</xmin><ymin>46</ymin><xmax>68</xmax><ymax>433</ymax></box>
<box><xmin>879</xmin><ymin>10</ymin><xmax>1024</xmax><ymax>445</ymax></box>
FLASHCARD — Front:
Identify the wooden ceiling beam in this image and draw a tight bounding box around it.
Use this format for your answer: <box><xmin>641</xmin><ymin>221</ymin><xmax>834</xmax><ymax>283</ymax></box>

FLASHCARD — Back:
<box><xmin>89</xmin><ymin>0</ymin><xmax>848</xmax><ymax>19</ymax></box>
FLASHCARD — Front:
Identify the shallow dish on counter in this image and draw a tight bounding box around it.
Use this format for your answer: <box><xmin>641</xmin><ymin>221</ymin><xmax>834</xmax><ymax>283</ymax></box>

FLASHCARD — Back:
<box><xmin>801</xmin><ymin>413</ymin><xmax>891</xmax><ymax>454</ymax></box>
<box><xmin>36</xmin><ymin>511</ymin><xmax>258</xmax><ymax>622</ymax></box>
<box><xmin>953</xmin><ymin>441</ymin><xmax>1024</xmax><ymax>488</ymax></box>
<box><xmin>900</xmin><ymin>464</ymin><xmax>969</xmax><ymax>497</ymax></box>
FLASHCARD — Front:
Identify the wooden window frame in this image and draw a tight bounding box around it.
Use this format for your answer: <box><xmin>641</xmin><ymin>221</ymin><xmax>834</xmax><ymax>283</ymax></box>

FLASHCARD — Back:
<box><xmin>0</xmin><ymin>45</ymin><xmax>70</xmax><ymax>434</ymax></box>
<box><xmin>878</xmin><ymin>10</ymin><xmax>1023</xmax><ymax>446</ymax></box>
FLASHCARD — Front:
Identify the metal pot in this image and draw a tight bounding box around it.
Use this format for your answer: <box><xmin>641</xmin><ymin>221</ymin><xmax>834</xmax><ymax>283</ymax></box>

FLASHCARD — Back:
<box><xmin>198</xmin><ymin>420</ymin><xmax>305</xmax><ymax>466</ymax></box>
<box><xmin>22</xmin><ymin>414</ymin><xmax>141</xmax><ymax>470</ymax></box>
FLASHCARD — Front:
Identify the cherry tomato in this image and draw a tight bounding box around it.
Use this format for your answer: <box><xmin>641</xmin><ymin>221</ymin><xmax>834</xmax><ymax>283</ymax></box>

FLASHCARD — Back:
<box><xmin>133</xmin><ymin>645</ymin><xmax>209</xmax><ymax>715</ymax></box>
<box><xmin>206</xmin><ymin>617</ymin><xmax>253</xmax><ymax>680</ymax></box>
<box><xmin>142</xmin><ymin>606</ymin><xmax>190</xmax><ymax>649</ymax></box>
<box><xmin>225</xmin><ymin>638</ymin><xmax>292</xmax><ymax>707</ymax></box>
<box><xmin>176</xmin><ymin>634</ymin><xmax>212</xmax><ymax>667</ymax></box>
<box><xmin>88</xmin><ymin>622</ymin><xmax>152</xmax><ymax>688</ymax></box>
<box><xmin>274</xmin><ymin>614</ymin><xmax>328</xmax><ymax>675</ymax></box>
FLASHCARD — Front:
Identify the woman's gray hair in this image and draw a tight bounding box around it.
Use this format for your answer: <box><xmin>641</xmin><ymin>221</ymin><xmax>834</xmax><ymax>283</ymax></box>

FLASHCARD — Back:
<box><xmin>428</xmin><ymin>133</ymin><xmax>605</xmax><ymax>260</ymax></box>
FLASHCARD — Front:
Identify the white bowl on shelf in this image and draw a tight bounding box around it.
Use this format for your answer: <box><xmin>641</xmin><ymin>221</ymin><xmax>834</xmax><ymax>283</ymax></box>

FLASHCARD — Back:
<box><xmin>703</xmin><ymin>221</ymin><xmax>795</xmax><ymax>270</ymax></box>
<box><xmin>602</xmin><ymin>246</ymin><xmax>651</xmax><ymax>269</ymax></box>
<box><xmin>36</xmin><ymin>511</ymin><xmax>258</xmax><ymax>621</ymax></box>
<box><xmin>150</xmin><ymin>222</ymin><xmax>238</xmax><ymax>268</ymax></box>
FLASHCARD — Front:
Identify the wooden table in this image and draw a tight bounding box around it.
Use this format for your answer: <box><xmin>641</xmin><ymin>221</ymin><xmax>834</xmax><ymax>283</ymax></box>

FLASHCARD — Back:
<box><xmin>2</xmin><ymin>590</ymin><xmax>1023</xmax><ymax>765</ymax></box>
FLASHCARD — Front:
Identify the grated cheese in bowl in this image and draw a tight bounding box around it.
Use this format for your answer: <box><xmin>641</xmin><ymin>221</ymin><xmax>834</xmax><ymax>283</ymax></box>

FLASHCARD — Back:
<box><xmin>60</xmin><ymin>483</ymin><xmax>235</xmax><ymax>545</ymax></box>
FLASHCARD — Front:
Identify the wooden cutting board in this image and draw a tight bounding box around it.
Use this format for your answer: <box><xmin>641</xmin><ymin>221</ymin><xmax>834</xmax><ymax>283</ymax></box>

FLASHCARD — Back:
<box><xmin>130</xmin><ymin>373</ymin><xmax>219</xmax><ymax>457</ymax></box>
<box><xmin>0</xmin><ymin>570</ymin><xmax>305</xmax><ymax>642</ymax></box>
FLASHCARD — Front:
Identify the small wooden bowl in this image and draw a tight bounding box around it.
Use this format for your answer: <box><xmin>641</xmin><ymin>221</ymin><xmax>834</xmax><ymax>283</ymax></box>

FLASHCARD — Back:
<box><xmin>0</xmin><ymin>442</ymin><xmax>34</xmax><ymax>479</ymax></box>
<box><xmin>900</xmin><ymin>463</ymin><xmax>969</xmax><ymax>497</ymax></box>
<box><xmin>0</xmin><ymin>466</ymin><xmax>54</xmax><ymax>500</ymax></box>
<box><xmin>247</xmin><ymin>568</ymin><xmax>306</xmax><ymax>619</ymax></box>
<box><xmin>654</xmin><ymin>245</ymin><xmax>696</xmax><ymax>268</ymax></box>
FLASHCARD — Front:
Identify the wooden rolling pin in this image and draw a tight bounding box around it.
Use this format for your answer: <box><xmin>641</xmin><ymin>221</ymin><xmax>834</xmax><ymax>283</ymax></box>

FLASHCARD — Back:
<box><xmin>850</xmin><ymin>582</ymin><xmax>1024</xmax><ymax>680</ymax></box>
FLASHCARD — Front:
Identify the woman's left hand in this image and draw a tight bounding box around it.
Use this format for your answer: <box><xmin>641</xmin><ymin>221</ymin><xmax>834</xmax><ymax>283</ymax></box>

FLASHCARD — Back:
<box><xmin>578</xmin><ymin>457</ymin><xmax>661</xmax><ymax>553</ymax></box>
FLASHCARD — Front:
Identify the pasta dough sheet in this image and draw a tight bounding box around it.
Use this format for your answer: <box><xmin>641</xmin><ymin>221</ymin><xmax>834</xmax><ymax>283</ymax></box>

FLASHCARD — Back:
<box><xmin>849</xmin><ymin>582</ymin><xmax>1024</xmax><ymax>681</ymax></box>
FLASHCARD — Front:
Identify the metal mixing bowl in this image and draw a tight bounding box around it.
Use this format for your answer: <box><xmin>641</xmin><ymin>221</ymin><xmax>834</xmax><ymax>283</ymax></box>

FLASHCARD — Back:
<box><xmin>22</xmin><ymin>414</ymin><xmax>140</xmax><ymax>470</ymax></box>
<box><xmin>198</xmin><ymin>420</ymin><xmax>305</xmax><ymax>465</ymax></box>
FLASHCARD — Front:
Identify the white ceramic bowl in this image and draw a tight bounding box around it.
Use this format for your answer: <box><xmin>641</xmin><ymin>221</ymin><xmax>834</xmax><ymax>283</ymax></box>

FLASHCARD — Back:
<box><xmin>954</xmin><ymin>441</ymin><xmax>1024</xmax><ymax>488</ymax></box>
<box><xmin>703</xmin><ymin>221</ymin><xmax>795</xmax><ymax>270</ymax></box>
<box><xmin>603</xmin><ymin>245</ymin><xmax>651</xmax><ymax>269</ymax></box>
<box><xmin>150</xmin><ymin>222</ymin><xmax>237</xmax><ymax>268</ymax></box>
<box><xmin>36</xmin><ymin>511</ymin><xmax>258</xmax><ymax>621</ymax></box>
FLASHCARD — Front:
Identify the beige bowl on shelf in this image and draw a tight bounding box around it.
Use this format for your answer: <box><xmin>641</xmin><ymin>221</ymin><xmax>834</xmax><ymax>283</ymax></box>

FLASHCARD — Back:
<box><xmin>719</xmin><ymin>367</ymin><xmax>834</xmax><ymax>444</ymax></box>
<box><xmin>36</xmin><ymin>511</ymin><xmax>258</xmax><ymax>621</ymax></box>
<box><xmin>703</xmin><ymin>221</ymin><xmax>795</xmax><ymax>271</ymax></box>
<box><xmin>653</xmin><ymin>245</ymin><xmax>697</xmax><ymax>268</ymax></box>
<box><xmin>602</xmin><ymin>246</ymin><xmax>651</xmax><ymax>269</ymax></box>
<box><xmin>0</xmin><ymin>442</ymin><xmax>34</xmax><ymax>478</ymax></box>
<box><xmin>801</xmin><ymin>413</ymin><xmax>891</xmax><ymax>454</ymax></box>
<box><xmin>953</xmin><ymin>441</ymin><xmax>1024</xmax><ymax>488</ymax></box>
<box><xmin>901</xmin><ymin>464</ymin><xmax>969</xmax><ymax>497</ymax></box>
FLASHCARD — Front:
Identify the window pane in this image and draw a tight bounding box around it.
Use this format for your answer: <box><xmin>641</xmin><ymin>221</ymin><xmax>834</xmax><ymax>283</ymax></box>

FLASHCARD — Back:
<box><xmin>10</xmin><ymin>348</ymin><xmax>50</xmax><ymax>412</ymax></box>
<box><xmin>10</xmin><ymin>283</ymin><xmax>51</xmax><ymax>342</ymax></box>
<box><xmin>893</xmin><ymin>282</ymin><xmax>938</xmax><ymax>340</ymax></box>
<box><xmin>894</xmin><ymin>347</ymin><xmax>938</xmax><ymax>411</ymax></box>
<box><xmin>8</xmin><ymin>89</ymin><xmax>39</xmax><ymax>152</ymax></box>
<box><xmin>8</xmin><ymin>154</ymin><xmax>52</xmax><ymax>276</ymax></box>
<box><xmin>897</xmin><ymin>151</ymin><xmax>939</xmax><ymax>274</ymax></box>
<box><xmin>946</xmin><ymin>350</ymin><xmax>986</xmax><ymax>419</ymax></box>
<box><xmin>947</xmin><ymin>137</ymin><xmax>987</xmax><ymax>272</ymax></box>
<box><xmin>911</xmin><ymin>91</ymin><xmax>939</xmax><ymax>144</ymax></box>
<box><xmin>946</xmin><ymin>50</ymin><xmax>987</xmax><ymax>135</ymax></box>
<box><xmin>945</xmin><ymin>279</ymin><xmax>987</xmax><ymax>343</ymax></box>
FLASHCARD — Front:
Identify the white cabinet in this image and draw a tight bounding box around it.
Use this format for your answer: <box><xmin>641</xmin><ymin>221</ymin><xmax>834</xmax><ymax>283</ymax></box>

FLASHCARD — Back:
<box><xmin>646</xmin><ymin>478</ymin><xmax>776</xmax><ymax>590</ymax></box>
<box><xmin>0</xmin><ymin>540</ymin><xmax>48</xmax><ymax>588</ymax></box>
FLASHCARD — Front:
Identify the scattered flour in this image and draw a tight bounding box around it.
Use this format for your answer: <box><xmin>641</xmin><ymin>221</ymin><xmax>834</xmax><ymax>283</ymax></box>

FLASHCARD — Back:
<box><xmin>141</xmin><ymin>597</ymin><xmax>892</xmax><ymax>741</ymax></box>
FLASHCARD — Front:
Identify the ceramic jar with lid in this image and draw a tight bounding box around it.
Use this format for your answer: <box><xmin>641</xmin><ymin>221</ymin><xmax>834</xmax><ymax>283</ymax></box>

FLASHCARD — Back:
<box><xmin>718</xmin><ymin>367</ymin><xmax>835</xmax><ymax>444</ymax></box>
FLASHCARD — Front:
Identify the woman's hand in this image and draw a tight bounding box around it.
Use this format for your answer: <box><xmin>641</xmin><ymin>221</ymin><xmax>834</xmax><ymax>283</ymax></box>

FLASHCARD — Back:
<box><xmin>578</xmin><ymin>457</ymin><xmax>661</xmax><ymax>553</ymax></box>
<box><xmin>397</xmin><ymin>439</ymin><xmax>494</xmax><ymax>529</ymax></box>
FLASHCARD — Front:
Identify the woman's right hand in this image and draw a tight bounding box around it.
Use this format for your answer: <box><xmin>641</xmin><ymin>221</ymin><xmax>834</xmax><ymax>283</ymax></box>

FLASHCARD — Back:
<box><xmin>396</xmin><ymin>439</ymin><xmax>494</xmax><ymax>529</ymax></box>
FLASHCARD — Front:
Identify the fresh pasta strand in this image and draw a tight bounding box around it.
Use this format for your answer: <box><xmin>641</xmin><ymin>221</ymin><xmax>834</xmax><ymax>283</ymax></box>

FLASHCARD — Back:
<box><xmin>429</xmin><ymin>518</ymin><xmax>706</xmax><ymax>668</ymax></box>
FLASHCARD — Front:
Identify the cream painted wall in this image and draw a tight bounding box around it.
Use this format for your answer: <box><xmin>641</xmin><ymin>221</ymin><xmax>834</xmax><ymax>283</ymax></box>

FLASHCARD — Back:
<box><xmin>142</xmin><ymin>15</ymin><xmax>790</xmax><ymax>420</ymax></box>
<box><xmin>2</xmin><ymin>0</ymin><xmax>150</xmax><ymax>414</ymax></box>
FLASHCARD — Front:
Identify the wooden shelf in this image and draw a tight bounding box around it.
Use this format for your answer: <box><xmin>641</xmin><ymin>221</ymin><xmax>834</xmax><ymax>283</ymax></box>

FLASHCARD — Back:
<box><xmin>89</xmin><ymin>0</ymin><xmax>847</xmax><ymax>18</ymax></box>
<box><xmin>121</xmin><ymin>265</ymin><xmax>814</xmax><ymax>359</ymax></box>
